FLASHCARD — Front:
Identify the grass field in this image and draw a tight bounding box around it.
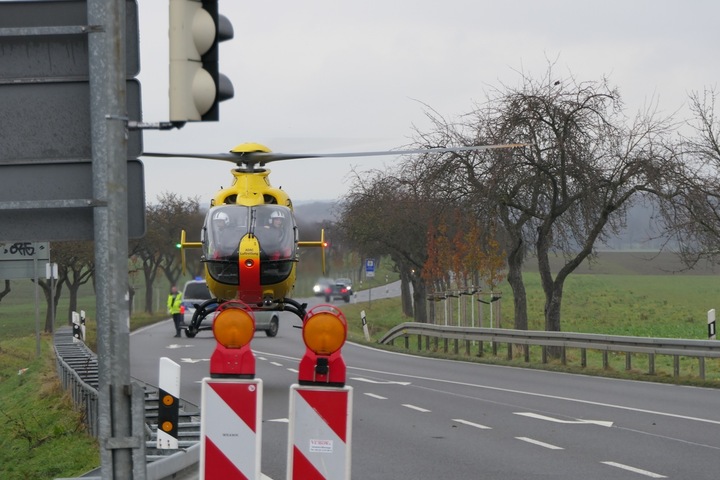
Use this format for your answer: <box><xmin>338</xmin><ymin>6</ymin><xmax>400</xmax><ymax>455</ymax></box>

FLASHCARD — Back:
<box><xmin>340</xmin><ymin>251</ymin><xmax>720</xmax><ymax>385</ymax></box>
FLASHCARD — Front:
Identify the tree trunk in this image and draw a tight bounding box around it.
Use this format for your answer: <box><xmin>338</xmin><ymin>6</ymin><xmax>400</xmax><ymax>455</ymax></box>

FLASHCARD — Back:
<box><xmin>0</xmin><ymin>280</ymin><xmax>10</xmax><ymax>302</ymax></box>
<box><xmin>399</xmin><ymin>269</ymin><xmax>413</xmax><ymax>317</ymax></box>
<box><xmin>67</xmin><ymin>284</ymin><xmax>79</xmax><ymax>325</ymax></box>
<box><xmin>411</xmin><ymin>277</ymin><xmax>428</xmax><ymax>322</ymax></box>
<box><xmin>506</xmin><ymin>237</ymin><xmax>528</xmax><ymax>330</ymax></box>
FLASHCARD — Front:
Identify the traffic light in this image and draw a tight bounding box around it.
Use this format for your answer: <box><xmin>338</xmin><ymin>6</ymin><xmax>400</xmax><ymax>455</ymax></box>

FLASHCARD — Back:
<box><xmin>209</xmin><ymin>301</ymin><xmax>256</xmax><ymax>377</ymax></box>
<box><xmin>298</xmin><ymin>305</ymin><xmax>347</xmax><ymax>387</ymax></box>
<box><xmin>169</xmin><ymin>0</ymin><xmax>234</xmax><ymax>123</ymax></box>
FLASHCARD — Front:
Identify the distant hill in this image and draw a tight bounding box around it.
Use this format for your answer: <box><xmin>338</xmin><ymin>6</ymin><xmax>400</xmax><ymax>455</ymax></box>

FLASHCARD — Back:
<box><xmin>293</xmin><ymin>201</ymin><xmax>338</xmax><ymax>224</ymax></box>
<box><xmin>291</xmin><ymin>200</ymin><xmax>689</xmax><ymax>255</ymax></box>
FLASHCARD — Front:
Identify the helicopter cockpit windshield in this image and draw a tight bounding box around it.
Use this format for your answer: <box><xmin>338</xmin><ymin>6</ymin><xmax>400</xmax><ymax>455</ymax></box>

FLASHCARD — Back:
<box><xmin>203</xmin><ymin>205</ymin><xmax>297</xmax><ymax>287</ymax></box>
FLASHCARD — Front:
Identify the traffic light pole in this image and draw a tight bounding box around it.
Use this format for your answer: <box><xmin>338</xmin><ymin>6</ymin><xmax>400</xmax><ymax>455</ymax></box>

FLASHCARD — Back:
<box><xmin>88</xmin><ymin>0</ymin><xmax>144</xmax><ymax>478</ymax></box>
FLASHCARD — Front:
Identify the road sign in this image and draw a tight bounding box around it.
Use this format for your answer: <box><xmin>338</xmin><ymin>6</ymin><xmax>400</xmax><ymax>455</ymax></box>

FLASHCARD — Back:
<box><xmin>0</xmin><ymin>161</ymin><xmax>146</xmax><ymax>241</ymax></box>
<box><xmin>0</xmin><ymin>0</ymin><xmax>144</xmax><ymax>241</ymax></box>
<box><xmin>0</xmin><ymin>242</ymin><xmax>50</xmax><ymax>279</ymax></box>
<box><xmin>365</xmin><ymin>258</ymin><xmax>376</xmax><ymax>278</ymax></box>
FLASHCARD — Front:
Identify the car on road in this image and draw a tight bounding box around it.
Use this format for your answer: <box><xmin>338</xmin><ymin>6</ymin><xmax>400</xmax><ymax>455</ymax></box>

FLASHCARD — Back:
<box><xmin>335</xmin><ymin>277</ymin><xmax>353</xmax><ymax>295</ymax></box>
<box><xmin>324</xmin><ymin>279</ymin><xmax>352</xmax><ymax>303</ymax></box>
<box><xmin>313</xmin><ymin>277</ymin><xmax>334</xmax><ymax>296</ymax></box>
<box><xmin>181</xmin><ymin>279</ymin><xmax>280</xmax><ymax>337</ymax></box>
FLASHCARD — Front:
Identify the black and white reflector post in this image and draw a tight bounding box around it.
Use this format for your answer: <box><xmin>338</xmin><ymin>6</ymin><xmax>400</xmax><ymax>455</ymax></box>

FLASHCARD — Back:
<box><xmin>709</xmin><ymin>309</ymin><xmax>717</xmax><ymax>340</ymax></box>
<box><xmin>157</xmin><ymin>357</ymin><xmax>181</xmax><ymax>449</ymax></box>
<box><xmin>72</xmin><ymin>311</ymin><xmax>83</xmax><ymax>343</ymax></box>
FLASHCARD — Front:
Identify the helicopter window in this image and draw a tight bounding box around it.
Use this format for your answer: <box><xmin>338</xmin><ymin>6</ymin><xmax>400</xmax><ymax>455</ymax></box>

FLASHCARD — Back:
<box><xmin>254</xmin><ymin>205</ymin><xmax>296</xmax><ymax>262</ymax></box>
<box><xmin>263</xmin><ymin>194</ymin><xmax>278</xmax><ymax>204</ymax></box>
<box><xmin>204</xmin><ymin>205</ymin><xmax>251</xmax><ymax>260</ymax></box>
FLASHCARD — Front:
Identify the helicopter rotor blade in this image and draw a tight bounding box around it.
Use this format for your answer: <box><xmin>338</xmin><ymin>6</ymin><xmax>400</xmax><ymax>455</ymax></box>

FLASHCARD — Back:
<box><xmin>143</xmin><ymin>143</ymin><xmax>528</xmax><ymax>166</ymax></box>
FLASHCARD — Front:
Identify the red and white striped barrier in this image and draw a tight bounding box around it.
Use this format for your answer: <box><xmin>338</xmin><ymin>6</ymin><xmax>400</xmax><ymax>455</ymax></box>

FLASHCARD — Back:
<box><xmin>287</xmin><ymin>384</ymin><xmax>353</xmax><ymax>480</ymax></box>
<box><xmin>200</xmin><ymin>378</ymin><xmax>263</xmax><ymax>480</ymax></box>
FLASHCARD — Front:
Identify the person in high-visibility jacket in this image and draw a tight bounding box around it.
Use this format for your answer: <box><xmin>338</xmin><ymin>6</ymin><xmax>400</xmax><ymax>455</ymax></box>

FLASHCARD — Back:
<box><xmin>167</xmin><ymin>285</ymin><xmax>183</xmax><ymax>338</ymax></box>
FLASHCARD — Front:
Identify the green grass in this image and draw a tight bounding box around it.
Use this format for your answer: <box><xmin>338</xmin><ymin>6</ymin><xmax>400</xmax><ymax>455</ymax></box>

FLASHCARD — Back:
<box><xmin>340</xmin><ymin>270</ymin><xmax>720</xmax><ymax>386</ymax></box>
<box><xmin>0</xmin><ymin>335</ymin><xmax>99</xmax><ymax>480</ymax></box>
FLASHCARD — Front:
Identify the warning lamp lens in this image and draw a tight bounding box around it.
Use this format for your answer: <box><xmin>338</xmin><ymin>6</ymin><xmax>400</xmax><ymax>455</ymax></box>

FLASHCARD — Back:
<box><xmin>244</xmin><ymin>259</ymin><xmax>254</xmax><ymax>267</ymax></box>
<box><xmin>303</xmin><ymin>311</ymin><xmax>347</xmax><ymax>355</ymax></box>
<box><xmin>213</xmin><ymin>308</ymin><xmax>255</xmax><ymax>348</ymax></box>
<box><xmin>162</xmin><ymin>394</ymin><xmax>175</xmax><ymax>406</ymax></box>
<box><xmin>161</xmin><ymin>421</ymin><xmax>174</xmax><ymax>432</ymax></box>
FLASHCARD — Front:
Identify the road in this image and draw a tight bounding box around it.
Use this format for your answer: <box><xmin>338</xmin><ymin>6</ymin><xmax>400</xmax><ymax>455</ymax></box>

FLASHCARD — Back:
<box><xmin>130</xmin><ymin>285</ymin><xmax>720</xmax><ymax>479</ymax></box>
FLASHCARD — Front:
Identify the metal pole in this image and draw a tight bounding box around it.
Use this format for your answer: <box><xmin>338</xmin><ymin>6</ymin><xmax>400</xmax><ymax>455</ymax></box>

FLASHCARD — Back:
<box><xmin>34</xmin><ymin>257</ymin><xmax>40</xmax><ymax>357</ymax></box>
<box><xmin>88</xmin><ymin>0</ymin><xmax>140</xmax><ymax>478</ymax></box>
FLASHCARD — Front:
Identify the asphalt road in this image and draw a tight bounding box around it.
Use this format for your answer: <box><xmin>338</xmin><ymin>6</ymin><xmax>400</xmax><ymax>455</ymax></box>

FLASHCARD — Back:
<box><xmin>130</xmin><ymin>285</ymin><xmax>720</xmax><ymax>479</ymax></box>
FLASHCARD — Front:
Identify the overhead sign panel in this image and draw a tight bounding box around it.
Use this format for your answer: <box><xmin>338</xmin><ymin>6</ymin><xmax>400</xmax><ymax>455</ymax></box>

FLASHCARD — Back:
<box><xmin>0</xmin><ymin>81</ymin><xmax>142</xmax><ymax>163</ymax></box>
<box><xmin>0</xmin><ymin>161</ymin><xmax>146</xmax><ymax>241</ymax></box>
<box><xmin>0</xmin><ymin>0</ymin><xmax>140</xmax><ymax>78</ymax></box>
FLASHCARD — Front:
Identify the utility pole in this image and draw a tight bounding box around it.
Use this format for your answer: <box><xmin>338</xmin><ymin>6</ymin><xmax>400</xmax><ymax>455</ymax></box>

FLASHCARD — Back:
<box><xmin>88</xmin><ymin>1</ymin><xmax>144</xmax><ymax>477</ymax></box>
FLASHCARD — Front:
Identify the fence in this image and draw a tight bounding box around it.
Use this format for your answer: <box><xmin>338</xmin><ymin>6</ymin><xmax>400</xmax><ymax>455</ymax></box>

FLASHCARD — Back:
<box><xmin>378</xmin><ymin>322</ymin><xmax>720</xmax><ymax>380</ymax></box>
<box><xmin>53</xmin><ymin>327</ymin><xmax>99</xmax><ymax>437</ymax></box>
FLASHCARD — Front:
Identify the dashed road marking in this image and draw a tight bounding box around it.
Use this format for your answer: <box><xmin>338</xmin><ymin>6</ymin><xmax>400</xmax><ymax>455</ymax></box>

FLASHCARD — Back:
<box><xmin>601</xmin><ymin>461</ymin><xmax>666</xmax><ymax>478</ymax></box>
<box><xmin>452</xmin><ymin>418</ymin><xmax>492</xmax><ymax>430</ymax></box>
<box><xmin>402</xmin><ymin>404</ymin><xmax>431</xmax><ymax>413</ymax></box>
<box><xmin>516</xmin><ymin>437</ymin><xmax>563</xmax><ymax>450</ymax></box>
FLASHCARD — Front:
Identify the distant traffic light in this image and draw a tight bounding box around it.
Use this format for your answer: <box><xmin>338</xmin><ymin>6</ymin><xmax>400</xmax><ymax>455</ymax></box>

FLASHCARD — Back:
<box><xmin>169</xmin><ymin>0</ymin><xmax>234</xmax><ymax>123</ymax></box>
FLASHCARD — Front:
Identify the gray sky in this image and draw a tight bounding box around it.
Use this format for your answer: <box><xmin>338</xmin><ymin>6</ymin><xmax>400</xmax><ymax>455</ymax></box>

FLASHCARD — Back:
<box><xmin>138</xmin><ymin>0</ymin><xmax>720</xmax><ymax>205</ymax></box>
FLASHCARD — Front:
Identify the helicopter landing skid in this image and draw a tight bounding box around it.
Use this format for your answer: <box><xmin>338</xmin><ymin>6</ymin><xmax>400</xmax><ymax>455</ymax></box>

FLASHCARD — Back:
<box><xmin>184</xmin><ymin>298</ymin><xmax>220</xmax><ymax>338</ymax></box>
<box><xmin>279</xmin><ymin>298</ymin><xmax>308</xmax><ymax>321</ymax></box>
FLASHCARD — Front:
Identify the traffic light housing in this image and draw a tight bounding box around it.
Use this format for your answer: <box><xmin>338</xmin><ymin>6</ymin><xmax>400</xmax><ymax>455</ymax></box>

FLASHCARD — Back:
<box><xmin>298</xmin><ymin>305</ymin><xmax>347</xmax><ymax>387</ymax></box>
<box><xmin>169</xmin><ymin>0</ymin><xmax>234</xmax><ymax>123</ymax></box>
<box><xmin>209</xmin><ymin>301</ymin><xmax>256</xmax><ymax>378</ymax></box>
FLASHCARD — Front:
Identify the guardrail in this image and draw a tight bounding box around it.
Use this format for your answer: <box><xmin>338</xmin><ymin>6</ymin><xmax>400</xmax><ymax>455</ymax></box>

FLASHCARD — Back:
<box><xmin>378</xmin><ymin>323</ymin><xmax>720</xmax><ymax>379</ymax></box>
<box><xmin>53</xmin><ymin>328</ymin><xmax>99</xmax><ymax>437</ymax></box>
<box><xmin>53</xmin><ymin>327</ymin><xmax>201</xmax><ymax>479</ymax></box>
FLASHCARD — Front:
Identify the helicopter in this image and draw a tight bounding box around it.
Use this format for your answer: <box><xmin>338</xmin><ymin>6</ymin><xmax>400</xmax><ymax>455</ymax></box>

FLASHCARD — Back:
<box><xmin>144</xmin><ymin>142</ymin><xmax>526</xmax><ymax>336</ymax></box>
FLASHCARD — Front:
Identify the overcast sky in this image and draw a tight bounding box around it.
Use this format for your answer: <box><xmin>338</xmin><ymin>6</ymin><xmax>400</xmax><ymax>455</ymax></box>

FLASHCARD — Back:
<box><xmin>137</xmin><ymin>0</ymin><xmax>720</xmax><ymax>206</ymax></box>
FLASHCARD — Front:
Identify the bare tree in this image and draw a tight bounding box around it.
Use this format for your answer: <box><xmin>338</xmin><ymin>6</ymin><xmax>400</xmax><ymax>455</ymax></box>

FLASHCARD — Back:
<box><xmin>339</xmin><ymin>167</ymin><xmax>443</xmax><ymax>322</ymax></box>
<box><xmin>412</xmin><ymin>66</ymin><xmax>676</xmax><ymax>344</ymax></box>
<box><xmin>130</xmin><ymin>193</ymin><xmax>202</xmax><ymax>313</ymax></box>
<box><xmin>659</xmin><ymin>87</ymin><xmax>720</xmax><ymax>267</ymax></box>
<box><xmin>54</xmin><ymin>241</ymin><xmax>95</xmax><ymax>324</ymax></box>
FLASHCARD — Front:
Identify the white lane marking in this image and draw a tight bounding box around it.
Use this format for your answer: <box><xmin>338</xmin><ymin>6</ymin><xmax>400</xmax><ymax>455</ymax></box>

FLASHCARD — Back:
<box><xmin>267</xmin><ymin>418</ymin><xmax>289</xmax><ymax>423</ymax></box>
<box><xmin>270</xmin><ymin>361</ymin><xmax>283</xmax><ymax>367</ymax></box>
<box><xmin>351</xmin><ymin>377</ymin><xmax>411</xmax><ymax>385</ymax></box>
<box><xmin>452</xmin><ymin>418</ymin><xmax>492</xmax><ymax>430</ymax></box>
<box><xmin>287</xmin><ymin>368</ymin><xmax>298</xmax><ymax>373</ymax></box>
<box><xmin>516</xmin><ymin>437</ymin><xmax>564</xmax><ymax>450</ymax></box>
<box><xmin>601</xmin><ymin>461</ymin><xmax>667</xmax><ymax>478</ymax></box>
<box><xmin>364</xmin><ymin>393</ymin><xmax>387</xmax><ymax>400</ymax></box>
<box><xmin>257</xmin><ymin>356</ymin><xmax>267</xmax><ymax>361</ymax></box>
<box><xmin>332</xmin><ymin>363</ymin><xmax>720</xmax><ymax>427</ymax></box>
<box><xmin>179</xmin><ymin>358</ymin><xmax>209</xmax><ymax>364</ymax></box>
<box><xmin>166</xmin><ymin>344</ymin><xmax>195</xmax><ymax>349</ymax></box>
<box><xmin>403</xmin><ymin>404</ymin><xmax>431</xmax><ymax>413</ymax></box>
<box><xmin>515</xmin><ymin>412</ymin><xmax>613</xmax><ymax>427</ymax></box>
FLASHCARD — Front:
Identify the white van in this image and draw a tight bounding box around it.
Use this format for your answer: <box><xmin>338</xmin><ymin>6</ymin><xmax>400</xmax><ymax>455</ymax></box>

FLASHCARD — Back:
<box><xmin>181</xmin><ymin>279</ymin><xmax>280</xmax><ymax>338</ymax></box>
